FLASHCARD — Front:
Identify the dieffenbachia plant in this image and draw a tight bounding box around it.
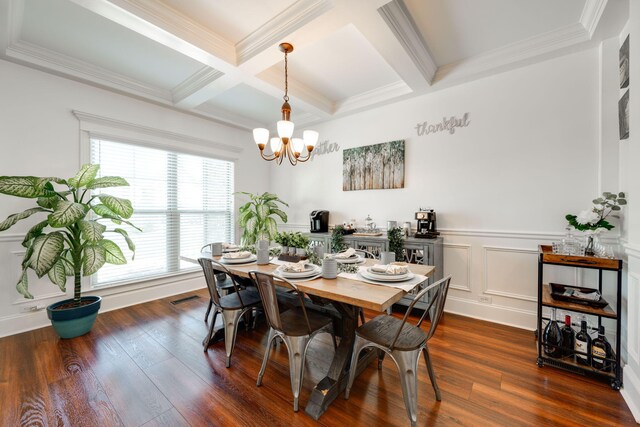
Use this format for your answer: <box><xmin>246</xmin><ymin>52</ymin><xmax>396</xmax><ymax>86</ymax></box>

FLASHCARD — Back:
<box><xmin>237</xmin><ymin>192</ymin><xmax>288</xmax><ymax>245</ymax></box>
<box><xmin>0</xmin><ymin>164</ymin><xmax>138</xmax><ymax>302</ymax></box>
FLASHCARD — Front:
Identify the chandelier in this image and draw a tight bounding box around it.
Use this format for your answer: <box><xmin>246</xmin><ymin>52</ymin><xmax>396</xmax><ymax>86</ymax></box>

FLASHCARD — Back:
<box><xmin>253</xmin><ymin>43</ymin><xmax>319</xmax><ymax>166</ymax></box>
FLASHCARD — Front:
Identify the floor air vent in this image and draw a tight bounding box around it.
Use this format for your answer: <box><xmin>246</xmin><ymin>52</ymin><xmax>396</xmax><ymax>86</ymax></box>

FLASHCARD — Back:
<box><xmin>170</xmin><ymin>295</ymin><xmax>201</xmax><ymax>305</ymax></box>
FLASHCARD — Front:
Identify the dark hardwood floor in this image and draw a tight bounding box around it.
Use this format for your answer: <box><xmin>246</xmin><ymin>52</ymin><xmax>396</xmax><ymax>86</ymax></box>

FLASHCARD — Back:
<box><xmin>0</xmin><ymin>288</ymin><xmax>635</xmax><ymax>426</ymax></box>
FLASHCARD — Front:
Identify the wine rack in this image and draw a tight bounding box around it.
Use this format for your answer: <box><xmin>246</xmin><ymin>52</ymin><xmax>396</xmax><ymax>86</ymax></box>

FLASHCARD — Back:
<box><xmin>536</xmin><ymin>245</ymin><xmax>623</xmax><ymax>390</ymax></box>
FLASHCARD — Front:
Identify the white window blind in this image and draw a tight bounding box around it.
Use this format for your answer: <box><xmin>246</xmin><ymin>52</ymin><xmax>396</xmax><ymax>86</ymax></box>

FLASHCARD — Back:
<box><xmin>90</xmin><ymin>138</ymin><xmax>234</xmax><ymax>286</ymax></box>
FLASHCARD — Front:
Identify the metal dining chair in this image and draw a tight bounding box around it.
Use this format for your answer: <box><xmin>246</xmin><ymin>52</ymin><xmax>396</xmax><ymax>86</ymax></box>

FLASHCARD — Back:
<box><xmin>345</xmin><ymin>275</ymin><xmax>452</xmax><ymax>426</ymax></box>
<box><xmin>198</xmin><ymin>258</ymin><xmax>262</xmax><ymax>367</ymax></box>
<box><xmin>249</xmin><ymin>271</ymin><xmax>336</xmax><ymax>412</ymax></box>
<box><xmin>200</xmin><ymin>243</ymin><xmax>237</xmax><ymax>322</ymax></box>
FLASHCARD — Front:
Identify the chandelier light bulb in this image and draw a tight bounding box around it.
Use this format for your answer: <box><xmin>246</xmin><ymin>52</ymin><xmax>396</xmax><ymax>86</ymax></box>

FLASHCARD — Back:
<box><xmin>253</xmin><ymin>128</ymin><xmax>269</xmax><ymax>149</ymax></box>
<box><xmin>277</xmin><ymin>120</ymin><xmax>294</xmax><ymax>140</ymax></box>
<box><xmin>292</xmin><ymin>138</ymin><xmax>304</xmax><ymax>156</ymax></box>
<box><xmin>270</xmin><ymin>137</ymin><xmax>283</xmax><ymax>154</ymax></box>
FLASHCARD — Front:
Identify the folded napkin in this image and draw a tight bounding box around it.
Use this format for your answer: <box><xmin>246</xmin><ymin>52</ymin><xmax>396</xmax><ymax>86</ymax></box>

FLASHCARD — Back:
<box><xmin>563</xmin><ymin>288</ymin><xmax>601</xmax><ymax>301</ymax></box>
<box><xmin>371</xmin><ymin>264</ymin><xmax>409</xmax><ymax>274</ymax></box>
<box><xmin>335</xmin><ymin>248</ymin><xmax>357</xmax><ymax>259</ymax></box>
<box><xmin>280</xmin><ymin>260</ymin><xmax>308</xmax><ymax>272</ymax></box>
<box><xmin>223</xmin><ymin>243</ymin><xmax>238</xmax><ymax>249</ymax></box>
<box><xmin>223</xmin><ymin>251</ymin><xmax>252</xmax><ymax>259</ymax></box>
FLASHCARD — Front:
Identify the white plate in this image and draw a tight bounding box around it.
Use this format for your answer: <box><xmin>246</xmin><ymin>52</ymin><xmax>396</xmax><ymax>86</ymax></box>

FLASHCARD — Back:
<box><xmin>222</xmin><ymin>248</ymin><xmax>239</xmax><ymax>253</ymax></box>
<box><xmin>356</xmin><ymin>273</ymin><xmax>415</xmax><ymax>287</ymax></box>
<box><xmin>336</xmin><ymin>255</ymin><xmax>364</xmax><ymax>264</ymax></box>
<box><xmin>360</xmin><ymin>269</ymin><xmax>413</xmax><ymax>282</ymax></box>
<box><xmin>219</xmin><ymin>255</ymin><xmax>257</xmax><ymax>264</ymax></box>
<box><xmin>367</xmin><ymin>267</ymin><xmax>410</xmax><ymax>279</ymax></box>
<box><xmin>277</xmin><ymin>264</ymin><xmax>321</xmax><ymax>278</ymax></box>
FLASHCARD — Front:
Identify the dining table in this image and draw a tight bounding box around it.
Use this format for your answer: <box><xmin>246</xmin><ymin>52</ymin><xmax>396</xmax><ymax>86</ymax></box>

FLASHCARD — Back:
<box><xmin>180</xmin><ymin>251</ymin><xmax>435</xmax><ymax>420</ymax></box>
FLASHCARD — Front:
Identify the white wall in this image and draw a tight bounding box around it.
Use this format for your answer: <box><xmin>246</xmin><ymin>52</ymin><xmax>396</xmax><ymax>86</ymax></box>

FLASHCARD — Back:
<box><xmin>0</xmin><ymin>59</ymin><xmax>268</xmax><ymax>337</ymax></box>
<box><xmin>620</xmin><ymin>0</ymin><xmax>640</xmax><ymax>421</ymax></box>
<box><xmin>272</xmin><ymin>47</ymin><xmax>605</xmax><ymax>330</ymax></box>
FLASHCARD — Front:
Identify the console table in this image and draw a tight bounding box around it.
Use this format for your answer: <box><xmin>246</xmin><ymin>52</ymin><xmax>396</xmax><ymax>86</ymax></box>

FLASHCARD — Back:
<box><xmin>303</xmin><ymin>232</ymin><xmax>443</xmax><ymax>310</ymax></box>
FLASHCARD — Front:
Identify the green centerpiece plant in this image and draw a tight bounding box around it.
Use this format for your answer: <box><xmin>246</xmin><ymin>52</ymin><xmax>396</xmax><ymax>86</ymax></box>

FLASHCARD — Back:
<box><xmin>387</xmin><ymin>226</ymin><xmax>404</xmax><ymax>262</ymax></box>
<box><xmin>331</xmin><ymin>225</ymin><xmax>347</xmax><ymax>253</ymax></box>
<box><xmin>237</xmin><ymin>192</ymin><xmax>288</xmax><ymax>245</ymax></box>
<box><xmin>0</xmin><ymin>164</ymin><xmax>138</xmax><ymax>338</ymax></box>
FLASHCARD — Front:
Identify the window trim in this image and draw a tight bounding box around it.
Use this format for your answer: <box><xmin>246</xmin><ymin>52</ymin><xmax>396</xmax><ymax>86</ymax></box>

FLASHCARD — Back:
<box><xmin>75</xmin><ymin>111</ymin><xmax>238</xmax><ymax>292</ymax></box>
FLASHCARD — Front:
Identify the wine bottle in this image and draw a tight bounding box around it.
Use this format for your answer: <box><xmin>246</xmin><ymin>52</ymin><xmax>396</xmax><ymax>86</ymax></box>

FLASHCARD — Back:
<box><xmin>543</xmin><ymin>308</ymin><xmax>563</xmax><ymax>358</ymax></box>
<box><xmin>560</xmin><ymin>315</ymin><xmax>575</xmax><ymax>357</ymax></box>
<box><xmin>591</xmin><ymin>326</ymin><xmax>612</xmax><ymax>371</ymax></box>
<box><xmin>575</xmin><ymin>320</ymin><xmax>591</xmax><ymax>365</ymax></box>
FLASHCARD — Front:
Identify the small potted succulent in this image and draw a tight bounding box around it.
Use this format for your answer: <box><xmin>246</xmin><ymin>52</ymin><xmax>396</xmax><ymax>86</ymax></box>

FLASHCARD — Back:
<box><xmin>0</xmin><ymin>164</ymin><xmax>138</xmax><ymax>338</ymax></box>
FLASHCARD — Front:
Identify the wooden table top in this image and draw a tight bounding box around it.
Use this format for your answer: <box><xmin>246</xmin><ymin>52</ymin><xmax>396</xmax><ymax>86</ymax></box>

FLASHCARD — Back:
<box><xmin>181</xmin><ymin>253</ymin><xmax>435</xmax><ymax>312</ymax></box>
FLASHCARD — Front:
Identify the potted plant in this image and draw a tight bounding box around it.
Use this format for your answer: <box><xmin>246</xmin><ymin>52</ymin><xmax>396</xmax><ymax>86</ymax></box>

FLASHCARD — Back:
<box><xmin>274</xmin><ymin>231</ymin><xmax>290</xmax><ymax>253</ymax></box>
<box><xmin>0</xmin><ymin>164</ymin><xmax>138</xmax><ymax>338</ymax></box>
<box><xmin>237</xmin><ymin>192</ymin><xmax>288</xmax><ymax>245</ymax></box>
<box><xmin>566</xmin><ymin>191</ymin><xmax>626</xmax><ymax>255</ymax></box>
<box><xmin>387</xmin><ymin>226</ymin><xmax>404</xmax><ymax>262</ymax></box>
<box><xmin>331</xmin><ymin>225</ymin><xmax>347</xmax><ymax>253</ymax></box>
<box><xmin>292</xmin><ymin>233</ymin><xmax>310</xmax><ymax>256</ymax></box>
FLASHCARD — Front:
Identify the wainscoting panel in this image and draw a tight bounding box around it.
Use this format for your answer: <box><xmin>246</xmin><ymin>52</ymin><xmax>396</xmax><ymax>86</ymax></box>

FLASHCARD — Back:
<box><xmin>443</xmin><ymin>243</ymin><xmax>471</xmax><ymax>292</ymax></box>
<box><xmin>483</xmin><ymin>246</ymin><xmax>538</xmax><ymax>302</ymax></box>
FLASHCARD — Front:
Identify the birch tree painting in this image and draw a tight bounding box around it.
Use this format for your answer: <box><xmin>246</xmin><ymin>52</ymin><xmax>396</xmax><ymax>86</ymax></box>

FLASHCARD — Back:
<box><xmin>343</xmin><ymin>140</ymin><xmax>405</xmax><ymax>191</ymax></box>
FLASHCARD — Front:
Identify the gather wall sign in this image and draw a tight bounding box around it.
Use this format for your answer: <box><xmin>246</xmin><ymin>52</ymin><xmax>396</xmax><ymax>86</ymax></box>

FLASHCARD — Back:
<box><xmin>310</xmin><ymin>140</ymin><xmax>340</xmax><ymax>160</ymax></box>
<box><xmin>414</xmin><ymin>112</ymin><xmax>471</xmax><ymax>137</ymax></box>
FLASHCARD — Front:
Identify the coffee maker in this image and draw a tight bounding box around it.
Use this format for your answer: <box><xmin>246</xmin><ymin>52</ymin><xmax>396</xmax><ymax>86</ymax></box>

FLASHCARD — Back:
<box><xmin>310</xmin><ymin>210</ymin><xmax>329</xmax><ymax>233</ymax></box>
<box><xmin>414</xmin><ymin>209</ymin><xmax>439</xmax><ymax>238</ymax></box>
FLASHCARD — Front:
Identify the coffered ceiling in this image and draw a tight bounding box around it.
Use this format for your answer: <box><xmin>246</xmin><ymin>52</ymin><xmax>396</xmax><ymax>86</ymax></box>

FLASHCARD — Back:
<box><xmin>0</xmin><ymin>0</ymin><xmax>628</xmax><ymax>131</ymax></box>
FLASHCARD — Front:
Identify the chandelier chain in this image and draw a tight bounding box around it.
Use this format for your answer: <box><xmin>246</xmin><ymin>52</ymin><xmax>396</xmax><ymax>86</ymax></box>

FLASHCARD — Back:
<box><xmin>283</xmin><ymin>50</ymin><xmax>289</xmax><ymax>102</ymax></box>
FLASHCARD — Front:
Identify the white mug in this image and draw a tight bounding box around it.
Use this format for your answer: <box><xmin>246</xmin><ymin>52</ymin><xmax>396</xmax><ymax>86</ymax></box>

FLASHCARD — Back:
<box><xmin>381</xmin><ymin>251</ymin><xmax>395</xmax><ymax>265</ymax></box>
<box><xmin>211</xmin><ymin>242</ymin><xmax>223</xmax><ymax>256</ymax></box>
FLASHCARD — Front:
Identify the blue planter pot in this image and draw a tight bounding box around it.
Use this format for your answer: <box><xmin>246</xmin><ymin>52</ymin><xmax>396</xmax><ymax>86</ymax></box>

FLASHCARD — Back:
<box><xmin>47</xmin><ymin>296</ymin><xmax>102</xmax><ymax>339</ymax></box>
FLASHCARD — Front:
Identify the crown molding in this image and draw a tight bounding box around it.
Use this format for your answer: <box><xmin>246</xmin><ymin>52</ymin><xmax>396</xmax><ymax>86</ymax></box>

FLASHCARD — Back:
<box><xmin>191</xmin><ymin>104</ymin><xmax>265</xmax><ymax>131</ymax></box>
<box><xmin>3</xmin><ymin>0</ymin><xmax>24</xmax><ymax>48</ymax></box>
<box><xmin>434</xmin><ymin>22</ymin><xmax>589</xmax><ymax>83</ymax></box>
<box><xmin>5</xmin><ymin>40</ymin><xmax>172</xmax><ymax>102</ymax></box>
<box><xmin>236</xmin><ymin>0</ymin><xmax>334</xmax><ymax>65</ymax></box>
<box><xmin>70</xmin><ymin>0</ymin><xmax>236</xmax><ymax>70</ymax></box>
<box><xmin>171</xmin><ymin>66</ymin><xmax>224</xmax><ymax>105</ymax></box>
<box><xmin>335</xmin><ymin>80</ymin><xmax>411</xmax><ymax>114</ymax></box>
<box><xmin>378</xmin><ymin>0</ymin><xmax>437</xmax><ymax>85</ymax></box>
<box><xmin>579</xmin><ymin>0</ymin><xmax>608</xmax><ymax>38</ymax></box>
<box><xmin>72</xmin><ymin>110</ymin><xmax>243</xmax><ymax>154</ymax></box>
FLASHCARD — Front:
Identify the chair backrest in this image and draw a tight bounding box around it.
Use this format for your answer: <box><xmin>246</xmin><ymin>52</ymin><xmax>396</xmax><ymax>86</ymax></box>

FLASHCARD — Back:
<box><xmin>389</xmin><ymin>275</ymin><xmax>452</xmax><ymax>350</ymax></box>
<box><xmin>249</xmin><ymin>271</ymin><xmax>312</xmax><ymax>335</ymax></box>
<box><xmin>355</xmin><ymin>249</ymin><xmax>378</xmax><ymax>259</ymax></box>
<box><xmin>198</xmin><ymin>258</ymin><xmax>244</xmax><ymax>309</ymax></box>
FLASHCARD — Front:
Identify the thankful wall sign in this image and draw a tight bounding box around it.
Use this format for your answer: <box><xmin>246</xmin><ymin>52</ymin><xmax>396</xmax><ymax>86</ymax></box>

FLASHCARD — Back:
<box><xmin>415</xmin><ymin>112</ymin><xmax>471</xmax><ymax>137</ymax></box>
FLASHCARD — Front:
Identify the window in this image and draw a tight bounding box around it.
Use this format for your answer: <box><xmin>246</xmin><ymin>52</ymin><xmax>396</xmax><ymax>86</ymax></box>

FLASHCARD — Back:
<box><xmin>90</xmin><ymin>138</ymin><xmax>234</xmax><ymax>286</ymax></box>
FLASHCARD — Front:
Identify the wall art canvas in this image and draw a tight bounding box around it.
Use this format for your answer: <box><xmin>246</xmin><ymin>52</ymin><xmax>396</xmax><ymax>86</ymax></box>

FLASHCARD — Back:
<box><xmin>619</xmin><ymin>89</ymin><xmax>629</xmax><ymax>140</ymax></box>
<box><xmin>620</xmin><ymin>35</ymin><xmax>630</xmax><ymax>89</ymax></box>
<box><xmin>343</xmin><ymin>140</ymin><xmax>404</xmax><ymax>191</ymax></box>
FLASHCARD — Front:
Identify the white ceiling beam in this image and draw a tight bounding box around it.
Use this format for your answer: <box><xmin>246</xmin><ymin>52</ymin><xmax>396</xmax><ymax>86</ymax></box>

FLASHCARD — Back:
<box><xmin>580</xmin><ymin>0</ymin><xmax>608</xmax><ymax>38</ymax></box>
<box><xmin>236</xmin><ymin>0</ymin><xmax>334</xmax><ymax>65</ymax></box>
<box><xmin>378</xmin><ymin>0</ymin><xmax>437</xmax><ymax>85</ymax></box>
<box><xmin>69</xmin><ymin>0</ymin><xmax>237</xmax><ymax>72</ymax></box>
<box><xmin>347</xmin><ymin>0</ymin><xmax>430</xmax><ymax>92</ymax></box>
<box><xmin>172</xmin><ymin>67</ymin><xmax>225</xmax><ymax>108</ymax></box>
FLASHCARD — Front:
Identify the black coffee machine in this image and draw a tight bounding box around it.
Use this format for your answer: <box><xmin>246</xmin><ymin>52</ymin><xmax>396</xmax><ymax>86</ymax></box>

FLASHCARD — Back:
<box><xmin>310</xmin><ymin>210</ymin><xmax>329</xmax><ymax>233</ymax></box>
<box><xmin>414</xmin><ymin>209</ymin><xmax>439</xmax><ymax>238</ymax></box>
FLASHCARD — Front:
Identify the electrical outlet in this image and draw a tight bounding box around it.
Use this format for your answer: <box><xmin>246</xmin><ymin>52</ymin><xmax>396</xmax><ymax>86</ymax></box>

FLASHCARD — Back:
<box><xmin>479</xmin><ymin>295</ymin><xmax>492</xmax><ymax>304</ymax></box>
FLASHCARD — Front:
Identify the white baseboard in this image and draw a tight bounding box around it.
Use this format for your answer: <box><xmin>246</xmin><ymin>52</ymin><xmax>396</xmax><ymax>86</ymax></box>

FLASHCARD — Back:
<box><xmin>0</xmin><ymin>276</ymin><xmax>206</xmax><ymax>338</ymax></box>
<box><xmin>445</xmin><ymin>296</ymin><xmax>537</xmax><ymax>331</ymax></box>
<box><xmin>622</xmin><ymin>364</ymin><xmax>640</xmax><ymax>423</ymax></box>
